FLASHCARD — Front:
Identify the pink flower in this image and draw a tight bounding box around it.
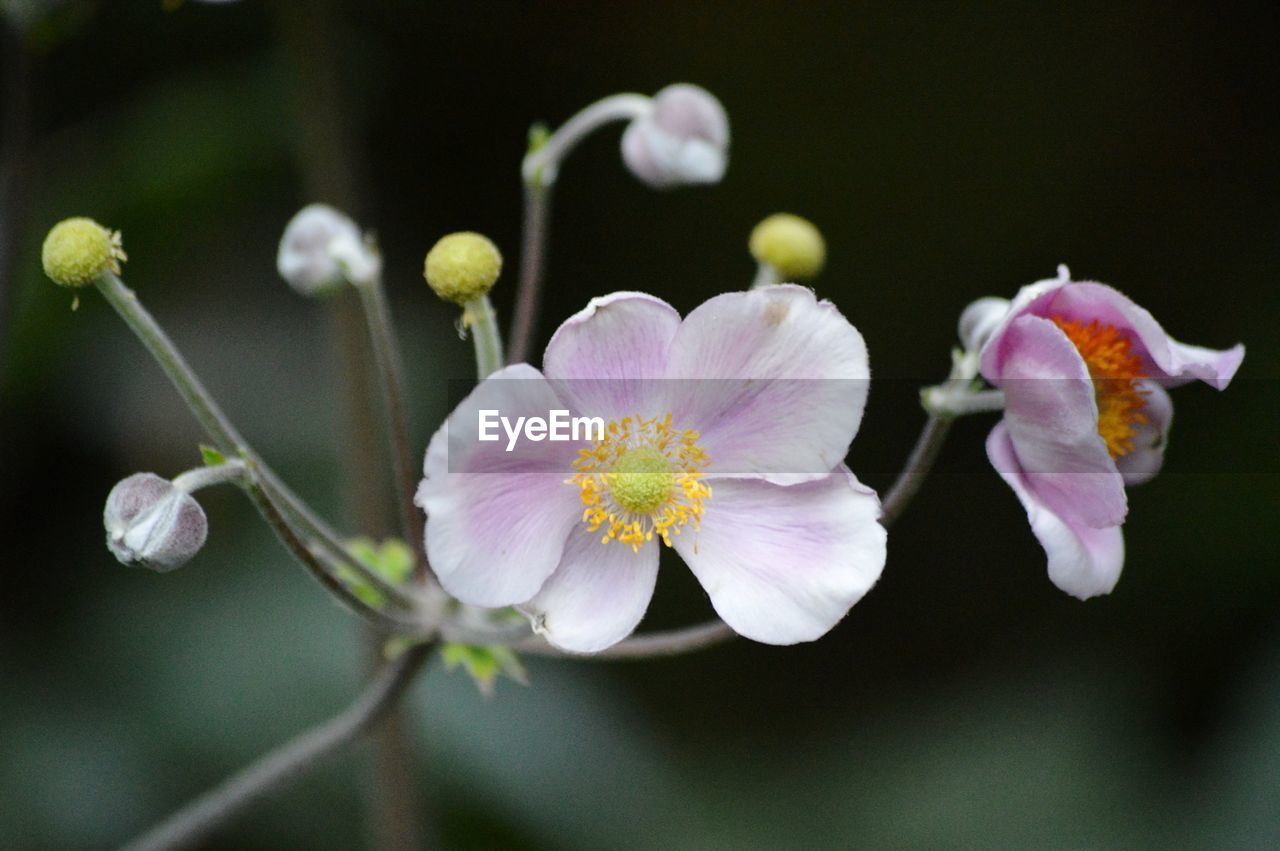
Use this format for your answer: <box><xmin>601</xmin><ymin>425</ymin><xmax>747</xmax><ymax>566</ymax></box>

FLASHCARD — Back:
<box><xmin>979</xmin><ymin>270</ymin><xmax>1244</xmax><ymax>598</ymax></box>
<box><xmin>416</xmin><ymin>287</ymin><xmax>886</xmax><ymax>652</ymax></box>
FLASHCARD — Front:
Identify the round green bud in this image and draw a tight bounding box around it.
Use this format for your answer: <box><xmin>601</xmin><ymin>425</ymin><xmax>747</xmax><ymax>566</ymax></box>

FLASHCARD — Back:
<box><xmin>42</xmin><ymin>217</ymin><xmax>127</xmax><ymax>288</ymax></box>
<box><xmin>423</xmin><ymin>232</ymin><xmax>503</xmax><ymax>304</ymax></box>
<box><xmin>748</xmin><ymin>213</ymin><xmax>826</xmax><ymax>280</ymax></box>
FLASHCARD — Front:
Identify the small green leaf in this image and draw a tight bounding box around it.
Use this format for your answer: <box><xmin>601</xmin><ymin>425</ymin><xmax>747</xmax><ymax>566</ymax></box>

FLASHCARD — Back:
<box><xmin>338</xmin><ymin>537</ymin><xmax>414</xmax><ymax>609</ymax></box>
<box><xmin>199</xmin><ymin>445</ymin><xmax>226</xmax><ymax>466</ymax></box>
<box><xmin>527</xmin><ymin>122</ymin><xmax>551</xmax><ymax>154</ymax></box>
<box><xmin>441</xmin><ymin>642</ymin><xmax>529</xmax><ymax>697</ymax></box>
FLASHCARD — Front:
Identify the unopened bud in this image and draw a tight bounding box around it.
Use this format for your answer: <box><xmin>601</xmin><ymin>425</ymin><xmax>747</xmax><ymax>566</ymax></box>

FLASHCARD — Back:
<box><xmin>749</xmin><ymin>213</ymin><xmax>826</xmax><ymax>280</ymax></box>
<box><xmin>621</xmin><ymin>84</ymin><xmax>729</xmax><ymax>189</ymax></box>
<box><xmin>424</xmin><ymin>232</ymin><xmax>502</xmax><ymax>305</ymax></box>
<box><xmin>42</xmin><ymin>217</ymin><xmax>126</xmax><ymax>287</ymax></box>
<box><xmin>103</xmin><ymin>473</ymin><xmax>208</xmax><ymax>572</ymax></box>
<box><xmin>277</xmin><ymin>204</ymin><xmax>378</xmax><ymax>295</ymax></box>
<box><xmin>958</xmin><ymin>296</ymin><xmax>1011</xmax><ymax>352</ymax></box>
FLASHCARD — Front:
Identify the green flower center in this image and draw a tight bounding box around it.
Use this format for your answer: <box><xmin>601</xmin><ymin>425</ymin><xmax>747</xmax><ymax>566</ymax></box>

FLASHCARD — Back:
<box><xmin>607</xmin><ymin>446</ymin><xmax>674</xmax><ymax>514</ymax></box>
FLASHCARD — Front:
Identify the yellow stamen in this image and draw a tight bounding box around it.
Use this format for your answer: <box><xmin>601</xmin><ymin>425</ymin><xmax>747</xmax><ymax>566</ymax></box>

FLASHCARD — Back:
<box><xmin>569</xmin><ymin>412</ymin><xmax>711</xmax><ymax>552</ymax></box>
<box><xmin>1052</xmin><ymin>317</ymin><xmax>1149</xmax><ymax>459</ymax></box>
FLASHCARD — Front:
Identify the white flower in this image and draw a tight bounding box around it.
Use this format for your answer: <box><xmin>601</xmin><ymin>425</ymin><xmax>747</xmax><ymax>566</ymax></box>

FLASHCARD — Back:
<box><xmin>621</xmin><ymin>84</ymin><xmax>729</xmax><ymax>189</ymax></box>
<box><xmin>276</xmin><ymin>204</ymin><xmax>380</xmax><ymax>295</ymax></box>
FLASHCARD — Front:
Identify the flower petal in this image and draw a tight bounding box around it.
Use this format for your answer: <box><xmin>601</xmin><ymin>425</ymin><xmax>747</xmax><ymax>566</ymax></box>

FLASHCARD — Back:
<box><xmin>542</xmin><ymin>291</ymin><xmax>681</xmax><ymax>421</ymax></box>
<box><xmin>416</xmin><ymin>364</ymin><xmax>582</xmax><ymax>607</ymax></box>
<box><xmin>672</xmin><ymin>467</ymin><xmax>886</xmax><ymax>644</ymax></box>
<box><xmin>994</xmin><ymin>314</ymin><xmax>1128</xmax><ymax>529</ymax></box>
<box><xmin>520</xmin><ymin>534</ymin><xmax>659</xmax><ymax>653</ymax></box>
<box><xmin>664</xmin><ymin>285</ymin><xmax>870</xmax><ymax>481</ymax></box>
<box><xmin>987</xmin><ymin>423</ymin><xmax>1124</xmax><ymax>599</ymax></box>
<box><xmin>983</xmin><ymin>278</ymin><xmax>1244</xmax><ymax>390</ymax></box>
<box><xmin>1115</xmin><ymin>380</ymin><xmax>1173</xmax><ymax>486</ymax></box>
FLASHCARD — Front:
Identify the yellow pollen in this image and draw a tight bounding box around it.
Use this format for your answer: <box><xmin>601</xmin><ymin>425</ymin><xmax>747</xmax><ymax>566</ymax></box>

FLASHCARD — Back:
<box><xmin>1052</xmin><ymin>316</ymin><xmax>1149</xmax><ymax>459</ymax></box>
<box><xmin>569</xmin><ymin>412</ymin><xmax>711</xmax><ymax>553</ymax></box>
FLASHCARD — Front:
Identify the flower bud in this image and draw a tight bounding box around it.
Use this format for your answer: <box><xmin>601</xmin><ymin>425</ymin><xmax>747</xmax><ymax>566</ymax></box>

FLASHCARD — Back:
<box><xmin>424</xmin><ymin>232</ymin><xmax>503</xmax><ymax>305</ymax></box>
<box><xmin>621</xmin><ymin>84</ymin><xmax>729</xmax><ymax>189</ymax></box>
<box><xmin>958</xmin><ymin>296</ymin><xmax>1012</xmax><ymax>352</ymax></box>
<box><xmin>277</xmin><ymin>204</ymin><xmax>378</xmax><ymax>295</ymax></box>
<box><xmin>749</xmin><ymin>213</ymin><xmax>826</xmax><ymax>280</ymax></box>
<box><xmin>103</xmin><ymin>473</ymin><xmax>208</xmax><ymax>572</ymax></box>
<box><xmin>42</xmin><ymin>217</ymin><xmax>126</xmax><ymax>287</ymax></box>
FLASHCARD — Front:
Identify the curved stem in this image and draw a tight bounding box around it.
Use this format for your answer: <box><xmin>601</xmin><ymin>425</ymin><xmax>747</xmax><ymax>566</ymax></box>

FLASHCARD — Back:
<box><xmin>244</xmin><ymin>475</ymin><xmax>399</xmax><ymax>623</ymax></box>
<box><xmin>520</xmin><ymin>93</ymin><xmax>651</xmax><ymax>185</ymax></box>
<box><xmin>506</xmin><ymin>180</ymin><xmax>551</xmax><ymax>365</ymax></box>
<box><xmin>528</xmin><ymin>369</ymin><xmax>966</xmax><ymax>660</ymax></box>
<box><xmin>355</xmin><ymin>276</ymin><xmax>428</xmax><ymax>579</ymax></box>
<box><xmin>519</xmin><ymin>619</ymin><xmax>736</xmax><ymax>660</ymax></box>
<box><xmin>119</xmin><ymin>642</ymin><xmax>432</xmax><ymax>851</ymax></box>
<box><xmin>509</xmin><ymin>93</ymin><xmax>651</xmax><ymax>364</ymax></box>
<box><xmin>878</xmin><ymin>414</ymin><xmax>952</xmax><ymax>527</ymax></box>
<box><xmin>254</xmin><ymin>473</ymin><xmax>418</xmax><ymax>612</ymax></box>
<box><xmin>171</xmin><ymin>460</ymin><xmax>247</xmax><ymax>494</ymax></box>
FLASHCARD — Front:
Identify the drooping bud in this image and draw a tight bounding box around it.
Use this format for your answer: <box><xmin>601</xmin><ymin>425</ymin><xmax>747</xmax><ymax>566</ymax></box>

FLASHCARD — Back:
<box><xmin>103</xmin><ymin>473</ymin><xmax>208</xmax><ymax>572</ymax></box>
<box><xmin>749</xmin><ymin>213</ymin><xmax>826</xmax><ymax>280</ymax></box>
<box><xmin>958</xmin><ymin>296</ymin><xmax>1012</xmax><ymax>353</ymax></box>
<box><xmin>277</xmin><ymin>204</ymin><xmax>379</xmax><ymax>295</ymax></box>
<box><xmin>424</xmin><ymin>232</ymin><xmax>503</xmax><ymax>305</ymax></box>
<box><xmin>42</xmin><ymin>217</ymin><xmax>126</xmax><ymax>287</ymax></box>
<box><xmin>621</xmin><ymin>84</ymin><xmax>729</xmax><ymax>189</ymax></box>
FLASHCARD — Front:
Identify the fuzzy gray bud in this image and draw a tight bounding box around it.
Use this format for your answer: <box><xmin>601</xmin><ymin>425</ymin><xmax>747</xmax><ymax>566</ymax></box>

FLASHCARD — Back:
<box><xmin>621</xmin><ymin>84</ymin><xmax>729</xmax><ymax>189</ymax></box>
<box><xmin>277</xmin><ymin>204</ymin><xmax>379</xmax><ymax>295</ymax></box>
<box><xmin>104</xmin><ymin>473</ymin><xmax>208</xmax><ymax>572</ymax></box>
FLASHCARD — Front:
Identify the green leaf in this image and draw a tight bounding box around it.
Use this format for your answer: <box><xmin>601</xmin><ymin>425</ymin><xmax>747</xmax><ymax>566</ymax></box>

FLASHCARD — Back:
<box><xmin>338</xmin><ymin>537</ymin><xmax>414</xmax><ymax>608</ymax></box>
<box><xmin>199</xmin><ymin>445</ymin><xmax>226</xmax><ymax>466</ymax></box>
<box><xmin>441</xmin><ymin>642</ymin><xmax>529</xmax><ymax>697</ymax></box>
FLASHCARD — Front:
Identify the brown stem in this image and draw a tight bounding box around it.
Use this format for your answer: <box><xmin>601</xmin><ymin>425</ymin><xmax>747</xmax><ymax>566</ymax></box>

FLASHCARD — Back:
<box><xmin>506</xmin><ymin>180</ymin><xmax>551</xmax><ymax>365</ymax></box>
<box><xmin>276</xmin><ymin>1</ymin><xmax>425</xmax><ymax>845</ymax></box>
<box><xmin>119</xmin><ymin>643</ymin><xmax>432</xmax><ymax>851</ymax></box>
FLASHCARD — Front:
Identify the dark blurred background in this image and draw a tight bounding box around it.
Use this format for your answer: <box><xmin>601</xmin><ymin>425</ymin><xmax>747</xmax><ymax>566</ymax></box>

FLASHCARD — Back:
<box><xmin>1</xmin><ymin>1</ymin><xmax>1277</xmax><ymax>848</ymax></box>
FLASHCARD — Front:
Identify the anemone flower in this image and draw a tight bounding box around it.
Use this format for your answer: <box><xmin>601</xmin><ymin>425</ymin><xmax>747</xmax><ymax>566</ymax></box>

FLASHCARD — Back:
<box><xmin>416</xmin><ymin>286</ymin><xmax>886</xmax><ymax>652</ymax></box>
<box><xmin>979</xmin><ymin>269</ymin><xmax>1244</xmax><ymax>598</ymax></box>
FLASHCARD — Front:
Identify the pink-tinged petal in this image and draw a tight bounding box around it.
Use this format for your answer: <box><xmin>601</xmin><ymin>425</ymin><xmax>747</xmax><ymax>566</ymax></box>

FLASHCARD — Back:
<box><xmin>983</xmin><ymin>278</ymin><xmax>1244</xmax><ymax>390</ymax></box>
<box><xmin>672</xmin><ymin>467</ymin><xmax>886</xmax><ymax>644</ymax></box>
<box><xmin>995</xmin><ymin>315</ymin><xmax>1128</xmax><ymax>529</ymax></box>
<box><xmin>1116</xmin><ymin>381</ymin><xmax>1173</xmax><ymax>486</ymax></box>
<box><xmin>520</xmin><ymin>534</ymin><xmax>659</xmax><ymax>653</ymax></box>
<box><xmin>664</xmin><ymin>285</ymin><xmax>870</xmax><ymax>481</ymax></box>
<box><xmin>988</xmin><ymin>424</ymin><xmax>1124</xmax><ymax>599</ymax></box>
<box><xmin>542</xmin><ymin>291</ymin><xmax>681</xmax><ymax>421</ymax></box>
<box><xmin>416</xmin><ymin>364</ymin><xmax>582</xmax><ymax>607</ymax></box>
<box><xmin>1161</xmin><ymin>338</ymin><xmax>1245</xmax><ymax>390</ymax></box>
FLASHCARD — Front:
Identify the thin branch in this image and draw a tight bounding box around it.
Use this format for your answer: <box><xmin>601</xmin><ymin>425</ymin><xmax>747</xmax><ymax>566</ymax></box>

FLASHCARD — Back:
<box><xmin>355</xmin><ymin>276</ymin><xmax>428</xmax><ymax>579</ymax></box>
<box><xmin>94</xmin><ymin>271</ymin><xmax>412</xmax><ymax>615</ymax></box>
<box><xmin>506</xmin><ymin>180</ymin><xmax>551</xmax><ymax>365</ymax></box>
<box><xmin>535</xmin><ymin>399</ymin><xmax>960</xmax><ymax>660</ymax></box>
<box><xmin>519</xmin><ymin>619</ymin><xmax>736</xmax><ymax>661</ymax></box>
<box><xmin>119</xmin><ymin>642</ymin><xmax>432</xmax><ymax>851</ymax></box>
<box><xmin>878</xmin><ymin>413</ymin><xmax>952</xmax><ymax>527</ymax></box>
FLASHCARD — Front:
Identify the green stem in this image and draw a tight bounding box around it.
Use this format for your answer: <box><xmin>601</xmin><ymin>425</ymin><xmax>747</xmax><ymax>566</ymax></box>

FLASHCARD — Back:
<box><xmin>95</xmin><ymin>272</ymin><xmax>243</xmax><ymax>453</ymax></box>
<box><xmin>92</xmin><ymin>271</ymin><xmax>413</xmax><ymax>618</ymax></box>
<box><xmin>171</xmin><ymin>459</ymin><xmax>247</xmax><ymax>494</ymax></box>
<box><xmin>466</xmin><ymin>294</ymin><xmax>505</xmax><ymax>379</ymax></box>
